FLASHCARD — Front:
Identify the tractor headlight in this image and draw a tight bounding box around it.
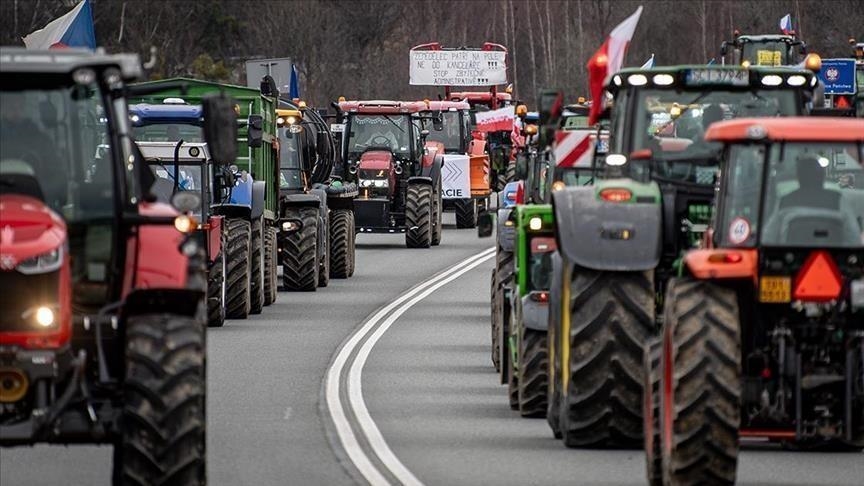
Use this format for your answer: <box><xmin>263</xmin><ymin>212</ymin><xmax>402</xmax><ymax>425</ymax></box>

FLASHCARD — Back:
<box><xmin>35</xmin><ymin>307</ymin><xmax>55</xmax><ymax>327</ymax></box>
<box><xmin>529</xmin><ymin>217</ymin><xmax>543</xmax><ymax>231</ymax></box>
<box><xmin>16</xmin><ymin>247</ymin><xmax>63</xmax><ymax>275</ymax></box>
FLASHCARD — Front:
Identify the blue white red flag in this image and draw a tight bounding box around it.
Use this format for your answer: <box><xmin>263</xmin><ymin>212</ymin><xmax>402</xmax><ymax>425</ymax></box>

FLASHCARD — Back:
<box><xmin>640</xmin><ymin>54</ymin><xmax>655</xmax><ymax>69</ymax></box>
<box><xmin>23</xmin><ymin>0</ymin><xmax>96</xmax><ymax>50</ymax></box>
<box><xmin>779</xmin><ymin>14</ymin><xmax>793</xmax><ymax>35</ymax></box>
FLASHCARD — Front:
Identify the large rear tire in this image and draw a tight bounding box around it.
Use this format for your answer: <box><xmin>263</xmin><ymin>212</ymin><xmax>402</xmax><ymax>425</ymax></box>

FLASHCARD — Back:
<box><xmin>318</xmin><ymin>213</ymin><xmax>330</xmax><ymax>288</ymax></box>
<box><xmin>561</xmin><ymin>268</ymin><xmax>655</xmax><ymax>448</ymax></box>
<box><xmin>518</xmin><ymin>327</ymin><xmax>549</xmax><ymax>418</ymax></box>
<box><xmin>660</xmin><ymin>278</ymin><xmax>740</xmax><ymax>486</ymax></box>
<box><xmin>249</xmin><ymin>218</ymin><xmax>265</xmax><ymax>314</ymax></box>
<box><xmin>224</xmin><ymin>218</ymin><xmax>251</xmax><ymax>319</ymax></box>
<box><xmin>117</xmin><ymin>313</ymin><xmax>205</xmax><ymax>485</ymax></box>
<box><xmin>454</xmin><ymin>198</ymin><xmax>478</xmax><ymax>229</ymax></box>
<box><xmin>282</xmin><ymin>207</ymin><xmax>319</xmax><ymax>292</ymax></box>
<box><xmin>547</xmin><ymin>255</ymin><xmax>565</xmax><ymax>439</ymax></box>
<box><xmin>347</xmin><ymin>218</ymin><xmax>356</xmax><ymax>277</ymax></box>
<box><xmin>405</xmin><ymin>184</ymin><xmax>433</xmax><ymax>248</ymax></box>
<box><xmin>206</xmin><ymin>250</ymin><xmax>226</xmax><ymax>328</ymax></box>
<box><xmin>329</xmin><ymin>209</ymin><xmax>353</xmax><ymax>279</ymax></box>
<box><xmin>643</xmin><ymin>337</ymin><xmax>662</xmax><ymax>486</ymax></box>
<box><xmin>263</xmin><ymin>226</ymin><xmax>278</xmax><ymax>306</ymax></box>
<box><xmin>490</xmin><ymin>268</ymin><xmax>501</xmax><ymax>372</ymax></box>
<box><xmin>431</xmin><ymin>180</ymin><xmax>442</xmax><ymax>246</ymax></box>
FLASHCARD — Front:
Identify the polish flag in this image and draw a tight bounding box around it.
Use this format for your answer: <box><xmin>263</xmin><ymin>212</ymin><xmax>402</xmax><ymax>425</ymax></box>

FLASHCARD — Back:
<box><xmin>586</xmin><ymin>6</ymin><xmax>643</xmax><ymax>125</ymax></box>
<box><xmin>23</xmin><ymin>0</ymin><xmax>96</xmax><ymax>50</ymax></box>
<box><xmin>475</xmin><ymin>106</ymin><xmax>516</xmax><ymax>133</ymax></box>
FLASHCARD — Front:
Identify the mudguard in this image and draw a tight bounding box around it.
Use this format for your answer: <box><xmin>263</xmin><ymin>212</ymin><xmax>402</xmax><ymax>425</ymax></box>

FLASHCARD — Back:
<box><xmin>229</xmin><ymin>173</ymin><xmax>253</xmax><ymax>207</ymax></box>
<box><xmin>251</xmin><ymin>180</ymin><xmax>266</xmax><ymax>221</ymax></box>
<box><xmin>553</xmin><ymin>186</ymin><xmax>661</xmax><ymax>271</ymax></box>
<box><xmin>521</xmin><ymin>294</ymin><xmax>549</xmax><ymax>331</ymax></box>
<box><xmin>498</xmin><ymin>181</ymin><xmax>521</xmax><ymax>209</ymax></box>
<box><xmin>547</xmin><ymin>251</ymin><xmax>564</xmax><ymax>333</ymax></box>
<box><xmin>415</xmin><ymin>154</ymin><xmax>443</xmax><ymax>185</ymax></box>
<box><xmin>497</xmin><ymin>208</ymin><xmax>516</xmax><ymax>253</ymax></box>
<box><xmin>281</xmin><ymin>192</ymin><xmax>321</xmax><ymax>210</ymax></box>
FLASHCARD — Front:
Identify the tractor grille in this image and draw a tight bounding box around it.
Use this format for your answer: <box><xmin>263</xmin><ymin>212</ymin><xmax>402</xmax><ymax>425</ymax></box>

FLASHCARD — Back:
<box><xmin>0</xmin><ymin>270</ymin><xmax>60</xmax><ymax>333</ymax></box>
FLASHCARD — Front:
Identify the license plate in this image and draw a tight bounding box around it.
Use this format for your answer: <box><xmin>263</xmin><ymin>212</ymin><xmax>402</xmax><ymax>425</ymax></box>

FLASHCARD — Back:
<box><xmin>330</xmin><ymin>123</ymin><xmax>345</xmax><ymax>133</ymax></box>
<box><xmin>685</xmin><ymin>69</ymin><xmax>749</xmax><ymax>86</ymax></box>
<box><xmin>759</xmin><ymin>276</ymin><xmax>791</xmax><ymax>303</ymax></box>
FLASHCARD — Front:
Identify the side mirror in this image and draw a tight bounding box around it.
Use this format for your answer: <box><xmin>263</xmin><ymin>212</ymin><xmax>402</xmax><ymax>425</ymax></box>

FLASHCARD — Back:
<box><xmin>514</xmin><ymin>154</ymin><xmax>529</xmax><ymax>180</ymax></box>
<box><xmin>171</xmin><ymin>191</ymin><xmax>202</xmax><ymax>213</ymax></box>
<box><xmin>247</xmin><ymin>115</ymin><xmax>264</xmax><ymax>148</ymax></box>
<box><xmin>477</xmin><ymin>212</ymin><xmax>494</xmax><ymax>238</ymax></box>
<box><xmin>202</xmin><ymin>93</ymin><xmax>238</xmax><ymax>163</ymax></box>
<box><xmin>720</xmin><ymin>41</ymin><xmax>728</xmax><ymax>56</ymax></box>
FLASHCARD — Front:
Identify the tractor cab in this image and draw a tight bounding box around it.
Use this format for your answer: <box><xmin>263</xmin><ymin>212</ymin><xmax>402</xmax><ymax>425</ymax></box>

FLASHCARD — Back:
<box><xmin>451</xmin><ymin>89</ymin><xmax>516</xmax><ymax>191</ymax></box>
<box><xmin>550</xmin><ymin>98</ymin><xmax>608</xmax><ymax>191</ymax></box>
<box><xmin>337</xmin><ymin>100</ymin><xmax>443</xmax><ymax>247</ymax></box>
<box><xmin>721</xmin><ymin>33</ymin><xmax>807</xmax><ymax>67</ymax></box>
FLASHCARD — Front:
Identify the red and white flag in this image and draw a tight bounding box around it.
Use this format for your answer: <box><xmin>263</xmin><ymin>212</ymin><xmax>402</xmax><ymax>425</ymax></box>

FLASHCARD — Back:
<box><xmin>474</xmin><ymin>106</ymin><xmax>515</xmax><ymax>133</ymax></box>
<box><xmin>586</xmin><ymin>5</ymin><xmax>643</xmax><ymax>125</ymax></box>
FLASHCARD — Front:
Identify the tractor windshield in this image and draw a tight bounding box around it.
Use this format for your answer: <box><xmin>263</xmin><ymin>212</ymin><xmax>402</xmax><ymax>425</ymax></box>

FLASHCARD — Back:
<box><xmin>133</xmin><ymin>122</ymin><xmax>203</xmax><ymax>142</ymax></box>
<box><xmin>279</xmin><ymin>127</ymin><xmax>303</xmax><ymax>189</ymax></box>
<box><xmin>347</xmin><ymin>114</ymin><xmax>412</xmax><ymax>156</ymax></box>
<box><xmin>719</xmin><ymin>142</ymin><xmax>864</xmax><ymax>247</ymax></box>
<box><xmin>147</xmin><ymin>162</ymin><xmax>205</xmax><ymax>217</ymax></box>
<box><xmin>0</xmin><ymin>85</ymin><xmax>114</xmax><ymax>222</ymax></box>
<box><xmin>741</xmin><ymin>41</ymin><xmax>791</xmax><ymax>66</ymax></box>
<box><xmin>560</xmin><ymin>114</ymin><xmax>590</xmax><ymax>130</ymax></box>
<box><xmin>557</xmin><ymin>167</ymin><xmax>595</xmax><ymax>186</ymax></box>
<box><xmin>425</xmin><ymin>111</ymin><xmax>462</xmax><ymax>151</ymax></box>
<box><xmin>528</xmin><ymin>236</ymin><xmax>556</xmax><ymax>291</ymax></box>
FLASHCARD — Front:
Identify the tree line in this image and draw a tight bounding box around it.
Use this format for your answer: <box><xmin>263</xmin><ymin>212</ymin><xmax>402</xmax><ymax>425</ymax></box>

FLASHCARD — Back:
<box><xmin>2</xmin><ymin>0</ymin><xmax>861</xmax><ymax>106</ymax></box>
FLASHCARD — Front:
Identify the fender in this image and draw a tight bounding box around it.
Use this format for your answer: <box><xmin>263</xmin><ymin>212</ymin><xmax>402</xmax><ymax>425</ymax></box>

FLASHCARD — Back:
<box><xmin>228</xmin><ymin>173</ymin><xmax>253</xmax><ymax>207</ymax></box>
<box><xmin>414</xmin><ymin>154</ymin><xmax>443</xmax><ymax>185</ymax></box>
<box><xmin>123</xmin><ymin>288</ymin><xmax>204</xmax><ymax>318</ymax></box>
<box><xmin>206</xmin><ymin>215</ymin><xmax>224</xmax><ymax>262</ymax></box>
<box><xmin>132</xmin><ymin>201</ymin><xmax>188</xmax><ymax>290</ymax></box>
<box><xmin>281</xmin><ymin>192</ymin><xmax>321</xmax><ymax>210</ymax></box>
<box><xmin>497</xmin><ymin>207</ymin><xmax>516</xmax><ymax>253</ymax></box>
<box><xmin>553</xmin><ymin>186</ymin><xmax>662</xmax><ymax>271</ymax></box>
<box><xmin>211</xmin><ymin>204</ymin><xmax>251</xmax><ymax>220</ymax></box>
<box><xmin>683</xmin><ymin>248</ymin><xmax>758</xmax><ymax>283</ymax></box>
<box><xmin>521</xmin><ymin>294</ymin><xmax>549</xmax><ymax>331</ymax></box>
<box><xmin>251</xmin><ymin>180</ymin><xmax>266</xmax><ymax>221</ymax></box>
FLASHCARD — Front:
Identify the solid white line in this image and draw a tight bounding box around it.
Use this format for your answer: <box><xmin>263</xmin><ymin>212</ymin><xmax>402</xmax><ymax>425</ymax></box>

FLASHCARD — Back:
<box><xmin>325</xmin><ymin>248</ymin><xmax>494</xmax><ymax>485</ymax></box>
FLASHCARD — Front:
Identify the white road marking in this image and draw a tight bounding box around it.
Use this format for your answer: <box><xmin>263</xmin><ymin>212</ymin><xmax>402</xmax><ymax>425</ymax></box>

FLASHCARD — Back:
<box><xmin>325</xmin><ymin>248</ymin><xmax>495</xmax><ymax>485</ymax></box>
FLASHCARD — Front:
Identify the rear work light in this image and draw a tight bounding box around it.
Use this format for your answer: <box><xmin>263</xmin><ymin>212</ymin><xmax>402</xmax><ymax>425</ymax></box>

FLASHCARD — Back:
<box><xmin>529</xmin><ymin>291</ymin><xmax>549</xmax><ymax>303</ymax></box>
<box><xmin>599</xmin><ymin>188</ymin><xmax>632</xmax><ymax>202</ymax></box>
<box><xmin>793</xmin><ymin>251</ymin><xmax>842</xmax><ymax>302</ymax></box>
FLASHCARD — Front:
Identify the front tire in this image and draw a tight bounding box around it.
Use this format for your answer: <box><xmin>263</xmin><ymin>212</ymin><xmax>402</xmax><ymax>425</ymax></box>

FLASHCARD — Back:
<box><xmin>206</xmin><ymin>250</ymin><xmax>226</xmax><ymax>328</ymax></box>
<box><xmin>318</xmin><ymin>213</ymin><xmax>330</xmax><ymax>288</ymax></box>
<box><xmin>561</xmin><ymin>268</ymin><xmax>655</xmax><ymax>448</ymax></box>
<box><xmin>431</xmin><ymin>180</ymin><xmax>442</xmax><ymax>246</ymax></box>
<box><xmin>263</xmin><ymin>226</ymin><xmax>278</xmax><ymax>305</ymax></box>
<box><xmin>405</xmin><ymin>183</ymin><xmax>433</xmax><ymax>248</ymax></box>
<box><xmin>282</xmin><ymin>207</ymin><xmax>319</xmax><ymax>292</ymax></box>
<box><xmin>518</xmin><ymin>327</ymin><xmax>549</xmax><ymax>418</ymax></box>
<box><xmin>643</xmin><ymin>337</ymin><xmax>662</xmax><ymax>486</ymax></box>
<box><xmin>329</xmin><ymin>209</ymin><xmax>354</xmax><ymax>279</ymax></box>
<box><xmin>249</xmin><ymin>218</ymin><xmax>265</xmax><ymax>314</ymax></box>
<box><xmin>454</xmin><ymin>198</ymin><xmax>478</xmax><ymax>229</ymax></box>
<box><xmin>117</xmin><ymin>313</ymin><xmax>205</xmax><ymax>485</ymax></box>
<box><xmin>224</xmin><ymin>218</ymin><xmax>251</xmax><ymax>319</ymax></box>
<box><xmin>660</xmin><ymin>278</ymin><xmax>740</xmax><ymax>486</ymax></box>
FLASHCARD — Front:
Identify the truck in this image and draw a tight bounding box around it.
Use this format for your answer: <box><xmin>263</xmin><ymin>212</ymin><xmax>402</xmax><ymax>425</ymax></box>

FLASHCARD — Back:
<box><xmin>129</xmin><ymin>77</ymin><xmax>281</xmax><ymax>317</ymax></box>
<box><xmin>277</xmin><ymin>99</ymin><xmax>357</xmax><ymax>290</ymax></box>
<box><xmin>547</xmin><ymin>64</ymin><xmax>819</xmax><ymax>448</ymax></box>
<box><xmin>335</xmin><ymin>100</ymin><xmax>443</xmax><ymax>248</ymax></box>
<box><xmin>0</xmin><ymin>46</ymin><xmax>236</xmax><ymax>484</ymax></box>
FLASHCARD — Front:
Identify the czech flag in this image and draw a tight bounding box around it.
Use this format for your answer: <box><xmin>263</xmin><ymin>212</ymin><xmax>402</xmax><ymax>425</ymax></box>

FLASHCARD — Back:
<box><xmin>586</xmin><ymin>6</ymin><xmax>643</xmax><ymax>125</ymax></box>
<box><xmin>779</xmin><ymin>14</ymin><xmax>793</xmax><ymax>35</ymax></box>
<box><xmin>23</xmin><ymin>0</ymin><xmax>96</xmax><ymax>50</ymax></box>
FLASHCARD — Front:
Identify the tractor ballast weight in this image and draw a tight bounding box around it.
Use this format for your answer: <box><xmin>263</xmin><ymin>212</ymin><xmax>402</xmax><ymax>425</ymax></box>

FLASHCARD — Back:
<box><xmin>552</xmin><ymin>182</ymin><xmax>661</xmax><ymax>271</ymax></box>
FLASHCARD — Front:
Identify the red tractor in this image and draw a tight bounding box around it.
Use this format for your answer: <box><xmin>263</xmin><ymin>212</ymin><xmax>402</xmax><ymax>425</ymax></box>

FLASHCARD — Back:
<box><xmin>0</xmin><ymin>47</ymin><xmax>236</xmax><ymax>483</ymax></box>
<box><xmin>450</xmin><ymin>89</ymin><xmax>517</xmax><ymax>191</ymax></box>
<box><xmin>644</xmin><ymin>117</ymin><xmax>864</xmax><ymax>485</ymax></box>
<box><xmin>336</xmin><ymin>100</ymin><xmax>443</xmax><ymax>248</ymax></box>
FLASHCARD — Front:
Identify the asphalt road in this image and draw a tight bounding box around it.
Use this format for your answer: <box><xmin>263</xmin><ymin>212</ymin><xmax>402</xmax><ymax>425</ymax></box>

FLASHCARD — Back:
<box><xmin>2</xmin><ymin>213</ymin><xmax>863</xmax><ymax>486</ymax></box>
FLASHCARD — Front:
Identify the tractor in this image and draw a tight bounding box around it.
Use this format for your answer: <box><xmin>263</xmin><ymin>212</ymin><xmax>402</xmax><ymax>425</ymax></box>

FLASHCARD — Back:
<box><xmin>129</xmin><ymin>77</ymin><xmax>281</xmax><ymax>318</ymax></box>
<box><xmin>644</xmin><ymin>117</ymin><xmax>864</xmax><ymax>486</ymax></box>
<box><xmin>335</xmin><ymin>100</ymin><xmax>443</xmax><ymax>248</ymax></box>
<box><xmin>547</xmin><ymin>64</ymin><xmax>820</xmax><ymax>448</ymax></box>
<box><xmin>277</xmin><ymin>100</ymin><xmax>357</xmax><ymax>290</ymax></box>
<box><xmin>0</xmin><ymin>47</ymin><xmax>236</xmax><ymax>484</ymax></box>
<box><xmin>420</xmin><ymin>100</ymin><xmax>491</xmax><ymax>229</ymax></box>
<box><xmin>129</xmin><ymin>100</ymin><xmax>249</xmax><ymax>327</ymax></box>
<box><xmin>721</xmin><ymin>31</ymin><xmax>807</xmax><ymax>67</ymax></box>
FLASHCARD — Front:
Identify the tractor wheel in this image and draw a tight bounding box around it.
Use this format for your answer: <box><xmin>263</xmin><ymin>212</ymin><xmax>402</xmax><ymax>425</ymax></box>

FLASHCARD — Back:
<box><xmin>224</xmin><ymin>218</ymin><xmax>251</xmax><ymax>319</ymax></box>
<box><xmin>249</xmin><ymin>218</ymin><xmax>265</xmax><ymax>314</ymax></box>
<box><xmin>561</xmin><ymin>268</ymin><xmax>655</xmax><ymax>448</ymax></box>
<box><xmin>454</xmin><ymin>198</ymin><xmax>478</xmax><ymax>229</ymax></box>
<box><xmin>506</xmin><ymin>321</ymin><xmax>519</xmax><ymax>411</ymax></box>
<box><xmin>495</xmin><ymin>170</ymin><xmax>508</xmax><ymax>193</ymax></box>
<box><xmin>282</xmin><ymin>207</ymin><xmax>319</xmax><ymax>291</ymax></box>
<box><xmin>518</xmin><ymin>327</ymin><xmax>549</xmax><ymax>418</ymax></box>
<box><xmin>329</xmin><ymin>209</ymin><xmax>353</xmax><ymax>279</ymax></box>
<box><xmin>490</xmin><ymin>268</ymin><xmax>501</xmax><ymax>372</ymax></box>
<box><xmin>318</xmin><ymin>213</ymin><xmax>330</xmax><ymax>288</ymax></box>
<box><xmin>431</xmin><ymin>180</ymin><xmax>442</xmax><ymax>246</ymax></box>
<box><xmin>547</xmin><ymin>258</ymin><xmax>565</xmax><ymax>438</ymax></box>
<box><xmin>206</xmin><ymin>250</ymin><xmax>226</xmax><ymax>328</ymax></box>
<box><xmin>643</xmin><ymin>337</ymin><xmax>662</xmax><ymax>486</ymax></box>
<box><xmin>263</xmin><ymin>227</ymin><xmax>278</xmax><ymax>306</ymax></box>
<box><xmin>347</xmin><ymin>218</ymin><xmax>357</xmax><ymax>277</ymax></box>
<box><xmin>660</xmin><ymin>278</ymin><xmax>740</xmax><ymax>486</ymax></box>
<box><xmin>405</xmin><ymin>183</ymin><xmax>433</xmax><ymax>248</ymax></box>
<box><xmin>116</xmin><ymin>313</ymin><xmax>206</xmax><ymax>485</ymax></box>
<box><xmin>505</xmin><ymin>160</ymin><xmax>515</xmax><ymax>182</ymax></box>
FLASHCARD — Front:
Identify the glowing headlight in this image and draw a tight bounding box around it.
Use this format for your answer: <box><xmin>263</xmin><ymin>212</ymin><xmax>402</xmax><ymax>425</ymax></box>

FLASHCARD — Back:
<box><xmin>627</xmin><ymin>74</ymin><xmax>648</xmax><ymax>86</ymax></box>
<box><xmin>551</xmin><ymin>181</ymin><xmax>566</xmax><ymax>192</ymax></box>
<box><xmin>605</xmin><ymin>154</ymin><xmax>627</xmax><ymax>166</ymax></box>
<box><xmin>612</xmin><ymin>75</ymin><xmax>623</xmax><ymax>86</ymax></box>
<box><xmin>787</xmin><ymin>75</ymin><xmax>807</xmax><ymax>86</ymax></box>
<box><xmin>35</xmin><ymin>307</ymin><xmax>55</xmax><ymax>327</ymax></box>
<box><xmin>817</xmin><ymin>156</ymin><xmax>830</xmax><ymax>168</ymax></box>
<box><xmin>281</xmin><ymin>220</ymin><xmax>301</xmax><ymax>232</ymax></box>
<box><xmin>373</xmin><ymin>179</ymin><xmax>388</xmax><ymax>188</ymax></box>
<box><xmin>529</xmin><ymin>217</ymin><xmax>543</xmax><ymax>231</ymax></box>
<box><xmin>761</xmin><ymin>75</ymin><xmax>783</xmax><ymax>86</ymax></box>
<box><xmin>174</xmin><ymin>215</ymin><xmax>197</xmax><ymax>233</ymax></box>
<box><xmin>16</xmin><ymin>248</ymin><xmax>63</xmax><ymax>275</ymax></box>
<box><xmin>653</xmin><ymin>74</ymin><xmax>674</xmax><ymax>86</ymax></box>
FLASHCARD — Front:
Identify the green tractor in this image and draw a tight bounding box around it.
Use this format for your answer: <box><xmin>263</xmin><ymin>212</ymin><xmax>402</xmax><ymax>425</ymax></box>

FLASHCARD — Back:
<box><xmin>546</xmin><ymin>65</ymin><xmax>819</xmax><ymax>448</ymax></box>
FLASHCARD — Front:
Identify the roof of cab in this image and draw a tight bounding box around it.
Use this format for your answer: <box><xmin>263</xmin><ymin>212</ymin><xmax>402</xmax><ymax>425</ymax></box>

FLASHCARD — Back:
<box><xmin>449</xmin><ymin>92</ymin><xmax>512</xmax><ymax>102</ymax></box>
<box><xmin>415</xmin><ymin>100</ymin><xmax>471</xmax><ymax>111</ymax></box>
<box><xmin>0</xmin><ymin>47</ymin><xmax>141</xmax><ymax>80</ymax></box>
<box><xmin>129</xmin><ymin>103</ymin><xmax>202</xmax><ymax>121</ymax></box>
<box><xmin>338</xmin><ymin>100</ymin><xmax>429</xmax><ymax>114</ymax></box>
<box><xmin>705</xmin><ymin>117</ymin><xmax>864</xmax><ymax>143</ymax></box>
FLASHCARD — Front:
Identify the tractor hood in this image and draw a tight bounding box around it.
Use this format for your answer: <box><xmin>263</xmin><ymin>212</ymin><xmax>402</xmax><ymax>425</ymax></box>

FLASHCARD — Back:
<box><xmin>0</xmin><ymin>194</ymin><xmax>66</xmax><ymax>268</ymax></box>
<box><xmin>358</xmin><ymin>150</ymin><xmax>394</xmax><ymax>171</ymax></box>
